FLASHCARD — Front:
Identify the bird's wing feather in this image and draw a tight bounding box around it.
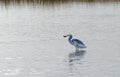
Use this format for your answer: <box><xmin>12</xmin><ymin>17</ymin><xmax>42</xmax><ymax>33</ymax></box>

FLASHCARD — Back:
<box><xmin>72</xmin><ymin>39</ymin><xmax>85</xmax><ymax>45</ymax></box>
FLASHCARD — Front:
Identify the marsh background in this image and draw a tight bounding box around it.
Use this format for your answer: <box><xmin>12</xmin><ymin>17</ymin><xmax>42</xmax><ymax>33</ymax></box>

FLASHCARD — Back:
<box><xmin>0</xmin><ymin>0</ymin><xmax>120</xmax><ymax>77</ymax></box>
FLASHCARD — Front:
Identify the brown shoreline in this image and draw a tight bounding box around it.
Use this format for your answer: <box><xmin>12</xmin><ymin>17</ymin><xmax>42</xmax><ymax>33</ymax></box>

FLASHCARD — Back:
<box><xmin>0</xmin><ymin>0</ymin><xmax>120</xmax><ymax>6</ymax></box>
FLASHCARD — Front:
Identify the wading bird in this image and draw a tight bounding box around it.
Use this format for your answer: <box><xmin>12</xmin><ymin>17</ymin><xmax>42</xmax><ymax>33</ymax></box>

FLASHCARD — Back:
<box><xmin>63</xmin><ymin>34</ymin><xmax>86</xmax><ymax>50</ymax></box>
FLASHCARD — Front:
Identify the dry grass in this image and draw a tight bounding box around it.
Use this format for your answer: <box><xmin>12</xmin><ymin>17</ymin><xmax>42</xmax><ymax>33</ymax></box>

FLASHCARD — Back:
<box><xmin>0</xmin><ymin>0</ymin><xmax>120</xmax><ymax>6</ymax></box>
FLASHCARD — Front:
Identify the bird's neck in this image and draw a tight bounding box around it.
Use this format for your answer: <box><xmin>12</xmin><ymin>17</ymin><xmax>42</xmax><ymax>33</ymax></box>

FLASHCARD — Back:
<box><xmin>68</xmin><ymin>35</ymin><xmax>73</xmax><ymax>44</ymax></box>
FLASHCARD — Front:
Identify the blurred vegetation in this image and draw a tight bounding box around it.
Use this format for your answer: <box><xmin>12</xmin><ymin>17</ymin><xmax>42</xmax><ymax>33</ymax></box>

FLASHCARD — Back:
<box><xmin>0</xmin><ymin>0</ymin><xmax>120</xmax><ymax>6</ymax></box>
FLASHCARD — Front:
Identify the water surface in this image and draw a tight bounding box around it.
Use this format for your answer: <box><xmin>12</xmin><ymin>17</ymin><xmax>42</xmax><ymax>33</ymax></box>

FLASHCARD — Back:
<box><xmin>0</xmin><ymin>1</ymin><xmax>120</xmax><ymax>77</ymax></box>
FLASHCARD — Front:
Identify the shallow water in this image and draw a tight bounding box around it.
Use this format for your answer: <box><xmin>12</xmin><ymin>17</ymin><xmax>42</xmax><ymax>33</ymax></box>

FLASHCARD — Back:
<box><xmin>0</xmin><ymin>1</ymin><xmax>120</xmax><ymax>77</ymax></box>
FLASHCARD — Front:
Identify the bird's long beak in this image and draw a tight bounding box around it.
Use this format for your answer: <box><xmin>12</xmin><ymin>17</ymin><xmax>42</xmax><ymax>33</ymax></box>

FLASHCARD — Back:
<box><xmin>63</xmin><ymin>35</ymin><xmax>67</xmax><ymax>38</ymax></box>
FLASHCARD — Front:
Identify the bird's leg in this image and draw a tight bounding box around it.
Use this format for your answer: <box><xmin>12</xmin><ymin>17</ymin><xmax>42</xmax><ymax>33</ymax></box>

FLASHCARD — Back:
<box><xmin>76</xmin><ymin>48</ymin><xmax>79</xmax><ymax>51</ymax></box>
<box><xmin>76</xmin><ymin>48</ymin><xmax>83</xmax><ymax>52</ymax></box>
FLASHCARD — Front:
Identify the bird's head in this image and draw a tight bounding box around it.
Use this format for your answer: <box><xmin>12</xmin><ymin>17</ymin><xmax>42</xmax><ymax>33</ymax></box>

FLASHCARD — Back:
<box><xmin>63</xmin><ymin>34</ymin><xmax>72</xmax><ymax>38</ymax></box>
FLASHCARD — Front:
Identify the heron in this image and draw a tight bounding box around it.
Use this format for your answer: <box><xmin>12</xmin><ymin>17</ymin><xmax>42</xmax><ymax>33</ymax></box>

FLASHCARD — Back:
<box><xmin>63</xmin><ymin>34</ymin><xmax>87</xmax><ymax>50</ymax></box>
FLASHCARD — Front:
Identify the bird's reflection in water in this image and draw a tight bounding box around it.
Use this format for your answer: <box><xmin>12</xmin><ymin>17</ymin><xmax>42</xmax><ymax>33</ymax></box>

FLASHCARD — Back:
<box><xmin>68</xmin><ymin>50</ymin><xmax>86</xmax><ymax>65</ymax></box>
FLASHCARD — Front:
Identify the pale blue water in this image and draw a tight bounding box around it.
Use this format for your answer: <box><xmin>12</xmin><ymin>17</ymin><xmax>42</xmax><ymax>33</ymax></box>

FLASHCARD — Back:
<box><xmin>0</xmin><ymin>2</ymin><xmax>120</xmax><ymax>77</ymax></box>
